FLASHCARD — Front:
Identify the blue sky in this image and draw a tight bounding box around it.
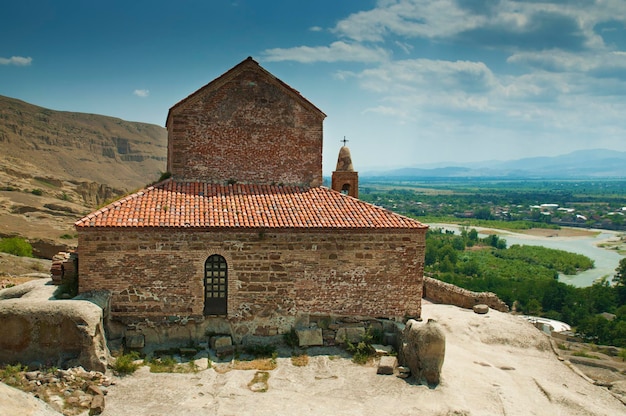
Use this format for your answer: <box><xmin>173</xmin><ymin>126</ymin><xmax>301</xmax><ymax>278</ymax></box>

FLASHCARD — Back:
<box><xmin>2</xmin><ymin>0</ymin><xmax>626</xmax><ymax>174</ymax></box>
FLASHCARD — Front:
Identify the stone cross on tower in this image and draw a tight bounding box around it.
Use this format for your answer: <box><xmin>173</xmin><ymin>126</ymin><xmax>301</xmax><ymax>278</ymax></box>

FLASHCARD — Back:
<box><xmin>332</xmin><ymin>138</ymin><xmax>359</xmax><ymax>198</ymax></box>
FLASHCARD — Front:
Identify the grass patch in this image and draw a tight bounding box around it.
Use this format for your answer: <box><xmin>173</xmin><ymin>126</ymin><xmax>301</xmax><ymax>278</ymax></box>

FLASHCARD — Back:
<box><xmin>60</xmin><ymin>233</ymin><xmax>77</xmax><ymax>239</ymax></box>
<box><xmin>0</xmin><ymin>237</ymin><xmax>33</xmax><ymax>257</ymax></box>
<box><xmin>557</xmin><ymin>343</ymin><xmax>570</xmax><ymax>350</ymax></box>
<box><xmin>244</xmin><ymin>344</ymin><xmax>277</xmax><ymax>358</ymax></box>
<box><xmin>111</xmin><ymin>352</ymin><xmax>141</xmax><ymax>375</ymax></box>
<box><xmin>148</xmin><ymin>356</ymin><xmax>199</xmax><ymax>373</ymax></box>
<box><xmin>291</xmin><ymin>353</ymin><xmax>309</xmax><ymax>367</ymax></box>
<box><xmin>232</xmin><ymin>358</ymin><xmax>277</xmax><ymax>371</ymax></box>
<box><xmin>247</xmin><ymin>371</ymin><xmax>270</xmax><ymax>393</ymax></box>
<box><xmin>572</xmin><ymin>350</ymin><xmax>600</xmax><ymax>359</ymax></box>
<box><xmin>0</xmin><ymin>363</ymin><xmax>27</xmax><ymax>388</ymax></box>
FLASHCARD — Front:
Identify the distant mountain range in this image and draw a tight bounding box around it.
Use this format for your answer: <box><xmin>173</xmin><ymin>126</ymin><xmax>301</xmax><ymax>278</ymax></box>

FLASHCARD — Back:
<box><xmin>363</xmin><ymin>149</ymin><xmax>626</xmax><ymax>179</ymax></box>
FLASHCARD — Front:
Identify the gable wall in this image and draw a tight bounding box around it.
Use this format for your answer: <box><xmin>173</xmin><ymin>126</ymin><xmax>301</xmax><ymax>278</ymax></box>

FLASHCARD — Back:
<box><xmin>167</xmin><ymin>67</ymin><xmax>323</xmax><ymax>186</ymax></box>
<box><xmin>77</xmin><ymin>228</ymin><xmax>425</xmax><ymax>337</ymax></box>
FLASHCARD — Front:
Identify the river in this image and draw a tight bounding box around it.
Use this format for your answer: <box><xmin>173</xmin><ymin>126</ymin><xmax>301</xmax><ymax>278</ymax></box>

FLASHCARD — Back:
<box><xmin>429</xmin><ymin>224</ymin><xmax>625</xmax><ymax>287</ymax></box>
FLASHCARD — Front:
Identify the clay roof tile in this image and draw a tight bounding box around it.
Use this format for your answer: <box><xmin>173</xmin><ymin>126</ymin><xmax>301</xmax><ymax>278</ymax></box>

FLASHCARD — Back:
<box><xmin>75</xmin><ymin>180</ymin><xmax>427</xmax><ymax>231</ymax></box>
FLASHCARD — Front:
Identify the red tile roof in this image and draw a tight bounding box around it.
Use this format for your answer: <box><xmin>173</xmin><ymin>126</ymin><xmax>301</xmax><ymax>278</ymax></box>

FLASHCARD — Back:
<box><xmin>75</xmin><ymin>181</ymin><xmax>427</xmax><ymax>230</ymax></box>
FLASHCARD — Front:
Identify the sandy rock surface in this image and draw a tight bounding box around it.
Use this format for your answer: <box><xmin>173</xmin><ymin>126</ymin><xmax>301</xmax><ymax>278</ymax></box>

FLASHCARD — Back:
<box><xmin>97</xmin><ymin>303</ymin><xmax>625</xmax><ymax>416</ymax></box>
<box><xmin>0</xmin><ymin>382</ymin><xmax>62</xmax><ymax>416</ymax></box>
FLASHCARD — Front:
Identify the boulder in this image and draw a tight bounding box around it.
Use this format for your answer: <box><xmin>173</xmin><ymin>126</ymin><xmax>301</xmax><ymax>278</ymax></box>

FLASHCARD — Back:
<box><xmin>0</xmin><ymin>279</ymin><xmax>110</xmax><ymax>372</ymax></box>
<box><xmin>399</xmin><ymin>319</ymin><xmax>446</xmax><ymax>385</ymax></box>
<box><xmin>89</xmin><ymin>394</ymin><xmax>105</xmax><ymax>415</ymax></box>
<box><xmin>473</xmin><ymin>304</ymin><xmax>490</xmax><ymax>314</ymax></box>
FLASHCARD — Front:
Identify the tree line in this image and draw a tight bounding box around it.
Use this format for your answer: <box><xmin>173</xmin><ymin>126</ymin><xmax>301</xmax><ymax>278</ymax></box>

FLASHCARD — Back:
<box><xmin>426</xmin><ymin>228</ymin><xmax>626</xmax><ymax>347</ymax></box>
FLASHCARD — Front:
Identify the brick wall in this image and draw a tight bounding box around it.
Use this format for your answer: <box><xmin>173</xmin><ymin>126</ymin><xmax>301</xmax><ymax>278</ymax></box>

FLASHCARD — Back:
<box><xmin>78</xmin><ymin>228</ymin><xmax>425</xmax><ymax>337</ymax></box>
<box><xmin>167</xmin><ymin>66</ymin><xmax>324</xmax><ymax>187</ymax></box>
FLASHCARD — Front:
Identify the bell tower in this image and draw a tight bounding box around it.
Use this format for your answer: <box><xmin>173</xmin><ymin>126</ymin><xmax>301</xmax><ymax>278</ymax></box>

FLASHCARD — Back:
<box><xmin>331</xmin><ymin>139</ymin><xmax>358</xmax><ymax>198</ymax></box>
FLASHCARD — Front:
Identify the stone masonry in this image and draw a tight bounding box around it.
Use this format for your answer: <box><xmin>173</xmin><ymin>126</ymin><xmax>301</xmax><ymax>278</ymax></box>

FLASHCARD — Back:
<box><xmin>78</xmin><ymin>228</ymin><xmax>425</xmax><ymax>340</ymax></box>
<box><xmin>166</xmin><ymin>57</ymin><xmax>324</xmax><ymax>187</ymax></box>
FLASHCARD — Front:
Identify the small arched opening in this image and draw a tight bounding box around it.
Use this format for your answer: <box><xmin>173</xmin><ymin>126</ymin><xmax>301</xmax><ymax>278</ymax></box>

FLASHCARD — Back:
<box><xmin>204</xmin><ymin>254</ymin><xmax>227</xmax><ymax>315</ymax></box>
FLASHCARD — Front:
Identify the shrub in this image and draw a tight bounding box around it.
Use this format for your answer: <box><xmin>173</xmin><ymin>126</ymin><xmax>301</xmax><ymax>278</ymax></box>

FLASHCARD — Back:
<box><xmin>158</xmin><ymin>171</ymin><xmax>172</xmax><ymax>182</ymax></box>
<box><xmin>283</xmin><ymin>328</ymin><xmax>299</xmax><ymax>348</ymax></box>
<box><xmin>0</xmin><ymin>363</ymin><xmax>26</xmax><ymax>387</ymax></box>
<box><xmin>0</xmin><ymin>237</ymin><xmax>33</xmax><ymax>257</ymax></box>
<box><xmin>572</xmin><ymin>350</ymin><xmax>600</xmax><ymax>359</ymax></box>
<box><xmin>111</xmin><ymin>352</ymin><xmax>141</xmax><ymax>375</ymax></box>
<box><xmin>346</xmin><ymin>340</ymin><xmax>375</xmax><ymax>365</ymax></box>
<box><xmin>244</xmin><ymin>344</ymin><xmax>276</xmax><ymax>358</ymax></box>
<box><xmin>31</xmin><ymin>188</ymin><xmax>43</xmax><ymax>196</ymax></box>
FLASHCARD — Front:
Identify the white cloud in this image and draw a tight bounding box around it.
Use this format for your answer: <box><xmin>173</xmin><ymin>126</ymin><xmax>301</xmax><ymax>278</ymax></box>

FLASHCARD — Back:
<box><xmin>0</xmin><ymin>56</ymin><xmax>32</xmax><ymax>66</ymax></box>
<box><xmin>262</xmin><ymin>41</ymin><xmax>390</xmax><ymax>63</ymax></box>
<box><xmin>333</xmin><ymin>0</ymin><xmax>483</xmax><ymax>42</ymax></box>
<box><xmin>508</xmin><ymin>49</ymin><xmax>626</xmax><ymax>74</ymax></box>
<box><xmin>269</xmin><ymin>0</ymin><xmax>626</xmax><ymax>167</ymax></box>
<box><xmin>133</xmin><ymin>89</ymin><xmax>150</xmax><ymax>97</ymax></box>
<box><xmin>331</xmin><ymin>0</ymin><xmax>626</xmax><ymax>51</ymax></box>
<box><xmin>309</xmin><ymin>26</ymin><xmax>323</xmax><ymax>32</ymax></box>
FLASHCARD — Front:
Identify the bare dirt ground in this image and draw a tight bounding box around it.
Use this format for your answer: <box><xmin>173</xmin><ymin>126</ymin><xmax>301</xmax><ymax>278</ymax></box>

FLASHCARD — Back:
<box><xmin>0</xmin><ymin>252</ymin><xmax>50</xmax><ymax>288</ymax></box>
<box><xmin>518</xmin><ymin>227</ymin><xmax>600</xmax><ymax>238</ymax></box>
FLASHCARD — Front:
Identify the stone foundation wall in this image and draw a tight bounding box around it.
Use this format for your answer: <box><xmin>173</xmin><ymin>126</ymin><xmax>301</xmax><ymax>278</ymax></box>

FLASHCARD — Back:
<box><xmin>78</xmin><ymin>228</ymin><xmax>425</xmax><ymax>343</ymax></box>
<box><xmin>423</xmin><ymin>276</ymin><xmax>509</xmax><ymax>312</ymax></box>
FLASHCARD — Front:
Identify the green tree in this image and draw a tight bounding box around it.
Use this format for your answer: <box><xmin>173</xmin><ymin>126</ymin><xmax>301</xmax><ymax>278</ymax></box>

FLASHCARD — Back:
<box><xmin>615</xmin><ymin>258</ymin><xmax>626</xmax><ymax>286</ymax></box>
<box><xmin>0</xmin><ymin>237</ymin><xmax>33</xmax><ymax>257</ymax></box>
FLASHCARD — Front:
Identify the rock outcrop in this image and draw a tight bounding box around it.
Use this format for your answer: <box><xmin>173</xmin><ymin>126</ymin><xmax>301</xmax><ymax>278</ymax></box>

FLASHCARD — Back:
<box><xmin>0</xmin><ymin>279</ymin><xmax>110</xmax><ymax>372</ymax></box>
<box><xmin>423</xmin><ymin>276</ymin><xmax>509</xmax><ymax>312</ymax></box>
<box><xmin>399</xmin><ymin>318</ymin><xmax>446</xmax><ymax>385</ymax></box>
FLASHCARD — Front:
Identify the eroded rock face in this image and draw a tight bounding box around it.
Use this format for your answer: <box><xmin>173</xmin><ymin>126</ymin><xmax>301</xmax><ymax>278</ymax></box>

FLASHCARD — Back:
<box><xmin>0</xmin><ymin>279</ymin><xmax>110</xmax><ymax>372</ymax></box>
<box><xmin>399</xmin><ymin>319</ymin><xmax>446</xmax><ymax>386</ymax></box>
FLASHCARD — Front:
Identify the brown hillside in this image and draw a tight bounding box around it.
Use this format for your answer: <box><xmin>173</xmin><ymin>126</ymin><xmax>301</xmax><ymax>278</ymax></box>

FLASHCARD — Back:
<box><xmin>0</xmin><ymin>95</ymin><xmax>167</xmax><ymax>191</ymax></box>
<box><xmin>0</xmin><ymin>95</ymin><xmax>167</xmax><ymax>257</ymax></box>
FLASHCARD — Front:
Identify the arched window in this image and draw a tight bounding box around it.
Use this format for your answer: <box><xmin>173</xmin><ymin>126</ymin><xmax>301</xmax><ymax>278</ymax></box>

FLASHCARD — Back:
<box><xmin>204</xmin><ymin>254</ymin><xmax>227</xmax><ymax>315</ymax></box>
<box><xmin>341</xmin><ymin>183</ymin><xmax>351</xmax><ymax>195</ymax></box>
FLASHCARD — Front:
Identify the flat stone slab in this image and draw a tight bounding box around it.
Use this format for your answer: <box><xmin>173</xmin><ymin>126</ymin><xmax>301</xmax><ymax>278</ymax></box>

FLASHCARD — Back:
<box><xmin>125</xmin><ymin>334</ymin><xmax>145</xmax><ymax>349</ymax></box>
<box><xmin>335</xmin><ymin>327</ymin><xmax>365</xmax><ymax>344</ymax></box>
<box><xmin>377</xmin><ymin>356</ymin><xmax>397</xmax><ymax>375</ymax></box>
<box><xmin>372</xmin><ymin>344</ymin><xmax>394</xmax><ymax>356</ymax></box>
<box><xmin>296</xmin><ymin>328</ymin><xmax>323</xmax><ymax>347</ymax></box>
<box><xmin>210</xmin><ymin>335</ymin><xmax>232</xmax><ymax>350</ymax></box>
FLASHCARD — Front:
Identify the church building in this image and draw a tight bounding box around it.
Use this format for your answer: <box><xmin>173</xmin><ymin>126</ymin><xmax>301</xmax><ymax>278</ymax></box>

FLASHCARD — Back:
<box><xmin>75</xmin><ymin>57</ymin><xmax>427</xmax><ymax>346</ymax></box>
